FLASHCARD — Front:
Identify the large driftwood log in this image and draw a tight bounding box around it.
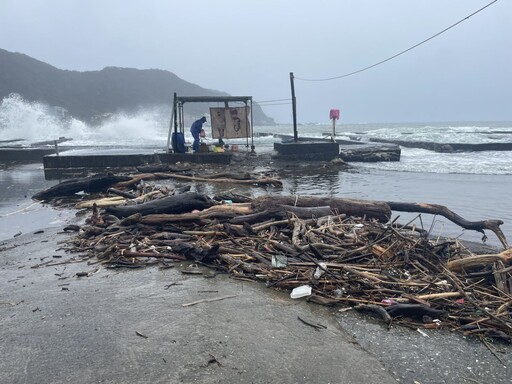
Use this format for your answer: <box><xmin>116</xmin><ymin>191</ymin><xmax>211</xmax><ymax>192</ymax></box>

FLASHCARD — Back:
<box><xmin>447</xmin><ymin>249</ymin><xmax>512</xmax><ymax>272</ymax></box>
<box><xmin>279</xmin><ymin>204</ymin><xmax>333</xmax><ymax>219</ymax></box>
<box><xmin>138</xmin><ymin>204</ymin><xmax>253</xmax><ymax>224</ymax></box>
<box><xmin>213</xmin><ymin>192</ymin><xmax>252</xmax><ymax>203</ymax></box>
<box><xmin>75</xmin><ymin>196</ymin><xmax>125</xmax><ymax>209</ymax></box>
<box><xmin>203</xmin><ymin>172</ymin><xmax>252</xmax><ymax>180</ymax></box>
<box><xmin>153</xmin><ymin>172</ymin><xmax>283</xmax><ymax>188</ymax></box>
<box><xmin>251</xmin><ymin>197</ymin><xmax>508</xmax><ymax>248</ymax></box>
<box><xmin>386</xmin><ymin>201</ymin><xmax>509</xmax><ymax>249</ymax></box>
<box><xmin>107</xmin><ymin>188</ymin><xmax>137</xmax><ymax>199</ymax></box>
<box><xmin>252</xmin><ymin>196</ymin><xmax>391</xmax><ymax>222</ymax></box>
<box><xmin>229</xmin><ymin>209</ymin><xmax>285</xmax><ymax>225</ymax></box>
<box><xmin>106</xmin><ymin>192</ymin><xmax>213</xmax><ymax>218</ymax></box>
<box><xmin>75</xmin><ymin>191</ymin><xmax>162</xmax><ymax>209</ymax></box>
<box><xmin>114</xmin><ymin>173</ymin><xmax>160</xmax><ymax>188</ymax></box>
<box><xmin>33</xmin><ymin>174</ymin><xmax>131</xmax><ymax>201</ymax></box>
<box><xmin>229</xmin><ymin>205</ymin><xmax>333</xmax><ymax>225</ymax></box>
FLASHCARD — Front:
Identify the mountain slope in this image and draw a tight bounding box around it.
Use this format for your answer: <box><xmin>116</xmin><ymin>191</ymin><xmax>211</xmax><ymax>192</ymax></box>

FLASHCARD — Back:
<box><xmin>0</xmin><ymin>48</ymin><xmax>274</xmax><ymax>124</ymax></box>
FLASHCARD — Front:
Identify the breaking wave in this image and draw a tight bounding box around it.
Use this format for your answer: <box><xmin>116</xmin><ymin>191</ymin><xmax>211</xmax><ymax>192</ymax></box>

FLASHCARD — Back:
<box><xmin>0</xmin><ymin>94</ymin><xmax>170</xmax><ymax>147</ymax></box>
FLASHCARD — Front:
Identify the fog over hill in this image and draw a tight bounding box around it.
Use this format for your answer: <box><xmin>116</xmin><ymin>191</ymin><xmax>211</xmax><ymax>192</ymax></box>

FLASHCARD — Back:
<box><xmin>0</xmin><ymin>48</ymin><xmax>274</xmax><ymax>125</ymax></box>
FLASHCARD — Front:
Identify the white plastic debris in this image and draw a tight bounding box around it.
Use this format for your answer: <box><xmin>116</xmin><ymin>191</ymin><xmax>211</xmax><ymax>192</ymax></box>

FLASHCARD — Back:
<box><xmin>290</xmin><ymin>285</ymin><xmax>312</xmax><ymax>299</ymax></box>
<box><xmin>313</xmin><ymin>262</ymin><xmax>327</xmax><ymax>279</ymax></box>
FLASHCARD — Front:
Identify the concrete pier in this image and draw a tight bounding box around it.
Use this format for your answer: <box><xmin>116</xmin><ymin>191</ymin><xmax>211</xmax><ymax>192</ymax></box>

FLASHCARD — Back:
<box><xmin>273</xmin><ymin>142</ymin><xmax>340</xmax><ymax>161</ymax></box>
<box><xmin>0</xmin><ymin>148</ymin><xmax>57</xmax><ymax>163</ymax></box>
<box><xmin>0</xmin><ymin>138</ymin><xmax>74</xmax><ymax>163</ymax></box>
<box><xmin>43</xmin><ymin>152</ymin><xmax>231</xmax><ymax>169</ymax></box>
<box><xmin>272</xmin><ymin>140</ymin><xmax>401</xmax><ymax>162</ymax></box>
<box><xmin>41</xmin><ymin>150</ymin><xmax>232</xmax><ymax>179</ymax></box>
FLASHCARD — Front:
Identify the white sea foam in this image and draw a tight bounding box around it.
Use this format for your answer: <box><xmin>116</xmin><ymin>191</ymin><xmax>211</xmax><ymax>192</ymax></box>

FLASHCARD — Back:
<box><xmin>359</xmin><ymin>123</ymin><xmax>512</xmax><ymax>144</ymax></box>
<box><xmin>0</xmin><ymin>94</ymin><xmax>85</xmax><ymax>142</ymax></box>
<box><xmin>72</xmin><ymin>112</ymin><xmax>170</xmax><ymax>147</ymax></box>
<box><xmin>0</xmin><ymin>94</ymin><xmax>169</xmax><ymax>147</ymax></box>
<box><xmin>355</xmin><ymin>148</ymin><xmax>512</xmax><ymax>175</ymax></box>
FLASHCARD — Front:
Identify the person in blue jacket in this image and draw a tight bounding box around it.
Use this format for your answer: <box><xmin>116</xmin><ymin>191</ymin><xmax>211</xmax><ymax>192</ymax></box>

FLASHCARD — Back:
<box><xmin>190</xmin><ymin>116</ymin><xmax>207</xmax><ymax>152</ymax></box>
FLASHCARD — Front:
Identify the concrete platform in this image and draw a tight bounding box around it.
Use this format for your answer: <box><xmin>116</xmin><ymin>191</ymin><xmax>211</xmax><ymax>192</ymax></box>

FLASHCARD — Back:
<box><xmin>273</xmin><ymin>141</ymin><xmax>339</xmax><ymax>161</ymax></box>
<box><xmin>0</xmin><ymin>148</ymin><xmax>57</xmax><ymax>163</ymax></box>
<box><xmin>0</xmin><ymin>138</ymin><xmax>74</xmax><ymax>163</ymax></box>
<box><xmin>42</xmin><ymin>150</ymin><xmax>232</xmax><ymax>179</ymax></box>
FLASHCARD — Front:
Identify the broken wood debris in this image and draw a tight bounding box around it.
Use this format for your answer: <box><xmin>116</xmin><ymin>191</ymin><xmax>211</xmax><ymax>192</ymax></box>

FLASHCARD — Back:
<box><xmin>35</xmin><ymin>173</ymin><xmax>512</xmax><ymax>342</ymax></box>
<box><xmin>297</xmin><ymin>316</ymin><xmax>327</xmax><ymax>330</ymax></box>
<box><xmin>181</xmin><ymin>295</ymin><xmax>237</xmax><ymax>307</ymax></box>
<box><xmin>135</xmin><ymin>331</ymin><xmax>148</xmax><ymax>339</ymax></box>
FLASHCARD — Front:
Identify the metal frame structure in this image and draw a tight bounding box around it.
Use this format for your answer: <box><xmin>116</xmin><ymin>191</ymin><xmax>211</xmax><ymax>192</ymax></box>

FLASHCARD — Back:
<box><xmin>166</xmin><ymin>93</ymin><xmax>254</xmax><ymax>153</ymax></box>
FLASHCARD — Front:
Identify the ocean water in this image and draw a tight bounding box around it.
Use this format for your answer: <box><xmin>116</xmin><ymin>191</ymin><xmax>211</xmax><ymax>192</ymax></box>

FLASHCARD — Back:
<box><xmin>1</xmin><ymin>95</ymin><xmax>511</xmax><ymax>246</ymax></box>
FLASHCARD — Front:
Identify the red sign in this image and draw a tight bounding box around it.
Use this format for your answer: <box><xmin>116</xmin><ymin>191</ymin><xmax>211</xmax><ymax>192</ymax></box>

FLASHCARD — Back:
<box><xmin>330</xmin><ymin>109</ymin><xmax>340</xmax><ymax>120</ymax></box>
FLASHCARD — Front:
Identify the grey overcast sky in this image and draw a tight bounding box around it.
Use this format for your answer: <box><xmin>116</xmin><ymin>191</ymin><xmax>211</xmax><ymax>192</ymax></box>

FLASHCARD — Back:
<box><xmin>0</xmin><ymin>0</ymin><xmax>510</xmax><ymax>124</ymax></box>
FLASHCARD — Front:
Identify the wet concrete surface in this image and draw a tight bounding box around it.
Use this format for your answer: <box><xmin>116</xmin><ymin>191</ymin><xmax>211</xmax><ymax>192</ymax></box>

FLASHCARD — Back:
<box><xmin>1</xmin><ymin>228</ymin><xmax>397</xmax><ymax>384</ymax></box>
<box><xmin>337</xmin><ymin>313</ymin><xmax>511</xmax><ymax>383</ymax></box>
<box><xmin>1</xmin><ymin>228</ymin><xmax>510</xmax><ymax>384</ymax></box>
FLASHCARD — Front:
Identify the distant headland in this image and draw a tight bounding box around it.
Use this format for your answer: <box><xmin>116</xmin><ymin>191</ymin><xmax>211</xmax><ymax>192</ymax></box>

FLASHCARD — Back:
<box><xmin>0</xmin><ymin>48</ymin><xmax>274</xmax><ymax>125</ymax></box>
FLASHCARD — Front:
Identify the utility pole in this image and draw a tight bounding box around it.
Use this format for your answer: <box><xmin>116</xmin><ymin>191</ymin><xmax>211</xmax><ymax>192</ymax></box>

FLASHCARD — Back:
<box><xmin>289</xmin><ymin>72</ymin><xmax>298</xmax><ymax>142</ymax></box>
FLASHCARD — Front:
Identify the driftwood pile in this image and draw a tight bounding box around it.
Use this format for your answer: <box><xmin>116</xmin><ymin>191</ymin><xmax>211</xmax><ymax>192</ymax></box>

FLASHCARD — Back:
<box><xmin>34</xmin><ymin>172</ymin><xmax>512</xmax><ymax>342</ymax></box>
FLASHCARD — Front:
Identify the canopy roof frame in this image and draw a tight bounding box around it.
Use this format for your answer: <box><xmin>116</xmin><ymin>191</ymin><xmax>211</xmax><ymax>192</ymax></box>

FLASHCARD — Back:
<box><xmin>166</xmin><ymin>93</ymin><xmax>254</xmax><ymax>153</ymax></box>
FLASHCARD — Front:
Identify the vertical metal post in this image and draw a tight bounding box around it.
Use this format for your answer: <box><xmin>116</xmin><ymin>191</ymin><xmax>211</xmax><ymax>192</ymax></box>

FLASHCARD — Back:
<box><xmin>250</xmin><ymin>97</ymin><xmax>255</xmax><ymax>153</ymax></box>
<box><xmin>173</xmin><ymin>93</ymin><xmax>179</xmax><ymax>134</ymax></box>
<box><xmin>166</xmin><ymin>93</ymin><xmax>178</xmax><ymax>153</ymax></box>
<box><xmin>178</xmin><ymin>102</ymin><xmax>183</xmax><ymax>134</ymax></box>
<box><xmin>290</xmin><ymin>72</ymin><xmax>298</xmax><ymax>142</ymax></box>
<box><xmin>331</xmin><ymin>118</ymin><xmax>336</xmax><ymax>143</ymax></box>
<box><xmin>289</xmin><ymin>72</ymin><xmax>298</xmax><ymax>142</ymax></box>
<box><xmin>54</xmin><ymin>140</ymin><xmax>59</xmax><ymax>156</ymax></box>
<box><xmin>244</xmin><ymin>101</ymin><xmax>249</xmax><ymax>150</ymax></box>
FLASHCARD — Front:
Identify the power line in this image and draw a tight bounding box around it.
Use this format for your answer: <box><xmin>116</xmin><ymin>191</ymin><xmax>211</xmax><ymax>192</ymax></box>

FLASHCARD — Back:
<box><xmin>255</xmin><ymin>98</ymin><xmax>291</xmax><ymax>104</ymax></box>
<box><xmin>295</xmin><ymin>0</ymin><xmax>498</xmax><ymax>82</ymax></box>
<box><xmin>255</xmin><ymin>102</ymin><xmax>292</xmax><ymax>107</ymax></box>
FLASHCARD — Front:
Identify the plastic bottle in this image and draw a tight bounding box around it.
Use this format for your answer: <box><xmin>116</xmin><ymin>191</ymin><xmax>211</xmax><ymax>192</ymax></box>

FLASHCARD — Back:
<box><xmin>313</xmin><ymin>262</ymin><xmax>327</xmax><ymax>279</ymax></box>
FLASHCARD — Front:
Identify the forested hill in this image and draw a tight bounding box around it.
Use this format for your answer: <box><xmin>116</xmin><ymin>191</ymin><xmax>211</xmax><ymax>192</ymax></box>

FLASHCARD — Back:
<box><xmin>0</xmin><ymin>48</ymin><xmax>274</xmax><ymax>124</ymax></box>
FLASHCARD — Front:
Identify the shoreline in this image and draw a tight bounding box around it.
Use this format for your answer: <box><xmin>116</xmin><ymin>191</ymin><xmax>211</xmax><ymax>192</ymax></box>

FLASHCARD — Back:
<box><xmin>2</xmin><ymin>155</ymin><xmax>511</xmax><ymax>247</ymax></box>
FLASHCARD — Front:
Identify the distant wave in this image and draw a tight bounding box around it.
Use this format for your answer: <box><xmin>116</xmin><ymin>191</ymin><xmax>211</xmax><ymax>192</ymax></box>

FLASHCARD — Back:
<box><xmin>352</xmin><ymin>148</ymin><xmax>512</xmax><ymax>175</ymax></box>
